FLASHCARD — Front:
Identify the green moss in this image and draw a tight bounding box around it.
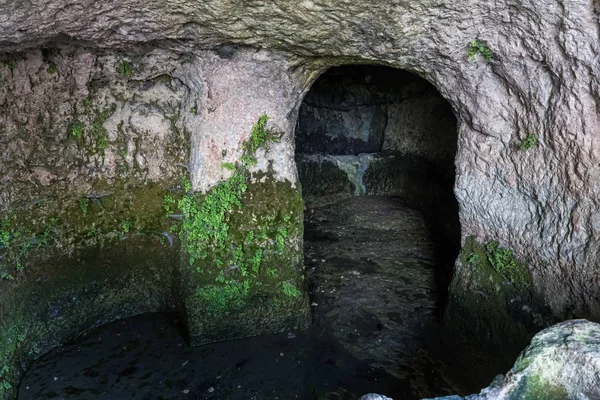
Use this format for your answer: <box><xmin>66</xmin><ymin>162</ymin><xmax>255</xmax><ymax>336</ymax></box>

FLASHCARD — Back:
<box><xmin>468</xmin><ymin>253</ymin><xmax>481</xmax><ymax>265</ymax></box>
<box><xmin>515</xmin><ymin>374</ymin><xmax>568</xmax><ymax>400</ymax></box>
<box><xmin>462</xmin><ymin>237</ymin><xmax>530</xmax><ymax>287</ymax></box>
<box><xmin>47</xmin><ymin>64</ymin><xmax>57</xmax><ymax>74</ymax></box>
<box><xmin>485</xmin><ymin>240</ymin><xmax>529</xmax><ymax>286</ymax></box>
<box><xmin>91</xmin><ymin>106</ymin><xmax>116</xmax><ymax>154</ymax></box>
<box><xmin>178</xmin><ymin>115</ymin><xmax>306</xmax><ymax>327</ymax></box>
<box><xmin>512</xmin><ymin>353</ymin><xmax>532</xmax><ymax>374</ymax></box>
<box><xmin>0</xmin><ymin>215</ymin><xmax>60</xmax><ymax>279</ymax></box>
<box><xmin>221</xmin><ymin>162</ymin><xmax>236</xmax><ymax>171</ymax></box>
<box><xmin>79</xmin><ymin>197</ymin><xmax>90</xmax><ymax>215</ymax></box>
<box><xmin>240</xmin><ymin>114</ymin><xmax>280</xmax><ymax>167</ymax></box>
<box><xmin>282</xmin><ymin>281</ymin><xmax>302</xmax><ymax>298</ymax></box>
<box><xmin>117</xmin><ymin>58</ymin><xmax>133</xmax><ymax>79</ymax></box>
<box><xmin>163</xmin><ymin>194</ymin><xmax>176</xmax><ymax>217</ymax></box>
<box><xmin>0</xmin><ymin>177</ymin><xmax>177</xmax><ymax>282</ymax></box>
<box><xmin>179</xmin><ymin>168</ymin><xmax>246</xmax><ymax>261</ymax></box>
<box><xmin>181</xmin><ymin>175</ymin><xmax>307</xmax><ymax>345</ymax></box>
<box><xmin>181</xmin><ymin>175</ymin><xmax>192</xmax><ymax>194</ymax></box>
<box><xmin>0</xmin><ymin>218</ymin><xmax>10</xmax><ymax>247</ymax></box>
<box><xmin>121</xmin><ymin>220</ymin><xmax>132</xmax><ymax>234</ymax></box>
<box><xmin>467</xmin><ymin>40</ymin><xmax>493</xmax><ymax>62</ymax></box>
<box><xmin>68</xmin><ymin>120</ymin><xmax>85</xmax><ymax>139</ymax></box>
<box><xmin>518</xmin><ymin>134</ymin><xmax>538</xmax><ymax>150</ymax></box>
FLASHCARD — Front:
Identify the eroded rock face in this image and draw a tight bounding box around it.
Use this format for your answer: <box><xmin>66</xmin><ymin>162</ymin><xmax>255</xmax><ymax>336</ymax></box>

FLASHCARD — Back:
<box><xmin>0</xmin><ymin>49</ymin><xmax>192</xmax><ymax>398</ymax></box>
<box><xmin>1</xmin><ymin>0</ymin><xmax>600</xmax><ymax>398</ymax></box>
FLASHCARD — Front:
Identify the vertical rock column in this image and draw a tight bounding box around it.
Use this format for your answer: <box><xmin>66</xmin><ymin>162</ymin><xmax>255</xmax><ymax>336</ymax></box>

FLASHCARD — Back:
<box><xmin>178</xmin><ymin>49</ymin><xmax>312</xmax><ymax>344</ymax></box>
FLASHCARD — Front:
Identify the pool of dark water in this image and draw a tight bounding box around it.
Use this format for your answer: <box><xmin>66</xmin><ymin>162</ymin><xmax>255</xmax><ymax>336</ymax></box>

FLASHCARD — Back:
<box><xmin>18</xmin><ymin>196</ymin><xmax>466</xmax><ymax>400</ymax></box>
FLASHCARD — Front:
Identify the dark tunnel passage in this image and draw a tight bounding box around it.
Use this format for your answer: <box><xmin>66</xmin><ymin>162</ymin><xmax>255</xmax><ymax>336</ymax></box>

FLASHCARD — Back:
<box><xmin>296</xmin><ymin>65</ymin><xmax>461</xmax><ymax>307</ymax></box>
<box><xmin>296</xmin><ymin>65</ymin><xmax>466</xmax><ymax>396</ymax></box>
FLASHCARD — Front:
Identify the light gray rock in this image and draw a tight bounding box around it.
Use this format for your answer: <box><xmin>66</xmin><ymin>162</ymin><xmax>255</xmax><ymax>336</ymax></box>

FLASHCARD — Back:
<box><xmin>188</xmin><ymin>49</ymin><xmax>304</xmax><ymax>193</ymax></box>
<box><xmin>426</xmin><ymin>320</ymin><xmax>600</xmax><ymax>400</ymax></box>
<box><xmin>358</xmin><ymin>394</ymin><xmax>393</xmax><ymax>400</ymax></box>
<box><xmin>1</xmin><ymin>0</ymin><xmax>600</xmax><ymax>398</ymax></box>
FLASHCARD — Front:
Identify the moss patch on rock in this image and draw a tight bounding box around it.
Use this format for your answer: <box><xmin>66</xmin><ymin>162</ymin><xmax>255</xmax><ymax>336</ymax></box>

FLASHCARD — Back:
<box><xmin>460</xmin><ymin>237</ymin><xmax>531</xmax><ymax>288</ymax></box>
<box><xmin>0</xmin><ymin>178</ymin><xmax>180</xmax><ymax>281</ymax></box>
<box><xmin>176</xmin><ymin>116</ymin><xmax>310</xmax><ymax>344</ymax></box>
<box><xmin>443</xmin><ymin>236</ymin><xmax>553</xmax><ymax>389</ymax></box>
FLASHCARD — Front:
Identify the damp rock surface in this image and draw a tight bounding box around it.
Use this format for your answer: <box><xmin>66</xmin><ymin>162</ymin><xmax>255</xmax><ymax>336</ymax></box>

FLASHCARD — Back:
<box><xmin>305</xmin><ymin>196</ymin><xmax>464</xmax><ymax>398</ymax></box>
<box><xmin>18</xmin><ymin>196</ymin><xmax>465</xmax><ymax>400</ymax></box>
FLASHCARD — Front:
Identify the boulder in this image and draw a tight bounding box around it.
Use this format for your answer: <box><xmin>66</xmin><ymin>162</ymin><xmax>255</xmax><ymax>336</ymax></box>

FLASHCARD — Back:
<box><xmin>427</xmin><ymin>319</ymin><xmax>600</xmax><ymax>400</ymax></box>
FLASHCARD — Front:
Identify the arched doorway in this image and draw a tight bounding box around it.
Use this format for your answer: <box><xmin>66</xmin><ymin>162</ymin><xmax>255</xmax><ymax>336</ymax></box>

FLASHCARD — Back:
<box><xmin>296</xmin><ymin>65</ymin><xmax>464</xmax><ymax>397</ymax></box>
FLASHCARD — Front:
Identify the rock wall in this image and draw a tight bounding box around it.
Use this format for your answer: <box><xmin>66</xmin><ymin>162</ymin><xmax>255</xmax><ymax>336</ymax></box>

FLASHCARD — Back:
<box><xmin>1</xmin><ymin>0</ymin><xmax>600</xmax><ymax>398</ymax></box>
<box><xmin>297</xmin><ymin>66</ymin><xmax>456</xmax><ymax>160</ymax></box>
<box><xmin>0</xmin><ymin>48</ymin><xmax>190</xmax><ymax>397</ymax></box>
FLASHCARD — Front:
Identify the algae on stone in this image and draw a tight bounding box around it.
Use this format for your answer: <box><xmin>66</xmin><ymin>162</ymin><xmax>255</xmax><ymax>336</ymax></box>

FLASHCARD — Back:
<box><xmin>0</xmin><ymin>51</ymin><xmax>192</xmax><ymax>399</ymax></box>
<box><xmin>177</xmin><ymin>115</ymin><xmax>310</xmax><ymax>345</ymax></box>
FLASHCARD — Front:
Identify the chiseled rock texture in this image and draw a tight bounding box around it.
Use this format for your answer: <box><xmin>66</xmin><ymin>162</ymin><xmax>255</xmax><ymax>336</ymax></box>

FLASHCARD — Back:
<box><xmin>1</xmin><ymin>0</ymin><xmax>600</xmax><ymax>398</ymax></box>
<box><xmin>425</xmin><ymin>320</ymin><xmax>600</xmax><ymax>400</ymax></box>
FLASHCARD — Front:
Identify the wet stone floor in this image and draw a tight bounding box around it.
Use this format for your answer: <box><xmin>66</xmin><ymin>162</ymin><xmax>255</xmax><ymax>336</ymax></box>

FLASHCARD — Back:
<box><xmin>19</xmin><ymin>196</ymin><xmax>464</xmax><ymax>400</ymax></box>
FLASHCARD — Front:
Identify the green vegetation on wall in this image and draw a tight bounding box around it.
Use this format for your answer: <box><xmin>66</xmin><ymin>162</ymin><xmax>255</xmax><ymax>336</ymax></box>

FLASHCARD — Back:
<box><xmin>467</xmin><ymin>40</ymin><xmax>493</xmax><ymax>62</ymax></box>
<box><xmin>92</xmin><ymin>106</ymin><xmax>116</xmax><ymax>154</ymax></box>
<box><xmin>67</xmin><ymin>103</ymin><xmax>116</xmax><ymax>156</ymax></box>
<box><xmin>518</xmin><ymin>134</ymin><xmax>538</xmax><ymax>150</ymax></box>
<box><xmin>117</xmin><ymin>58</ymin><xmax>133</xmax><ymax>79</ymax></box>
<box><xmin>0</xmin><ymin>215</ymin><xmax>58</xmax><ymax>281</ymax></box>
<box><xmin>177</xmin><ymin>115</ymin><xmax>304</xmax><ymax>319</ymax></box>
<box><xmin>68</xmin><ymin>120</ymin><xmax>85</xmax><ymax>139</ymax></box>
<box><xmin>462</xmin><ymin>236</ymin><xmax>530</xmax><ymax>286</ymax></box>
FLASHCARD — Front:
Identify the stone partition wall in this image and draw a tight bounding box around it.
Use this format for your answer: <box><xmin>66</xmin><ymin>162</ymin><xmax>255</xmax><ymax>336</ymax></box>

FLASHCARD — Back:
<box><xmin>1</xmin><ymin>0</ymin><xmax>600</xmax><ymax>397</ymax></box>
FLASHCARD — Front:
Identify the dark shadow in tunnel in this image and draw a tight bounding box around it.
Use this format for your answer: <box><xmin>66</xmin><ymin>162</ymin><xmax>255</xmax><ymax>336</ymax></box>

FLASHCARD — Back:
<box><xmin>295</xmin><ymin>65</ymin><xmax>461</xmax><ymax>318</ymax></box>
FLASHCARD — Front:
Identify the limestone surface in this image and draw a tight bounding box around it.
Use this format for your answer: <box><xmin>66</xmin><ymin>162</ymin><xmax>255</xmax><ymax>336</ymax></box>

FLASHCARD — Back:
<box><xmin>1</xmin><ymin>0</ymin><xmax>600</xmax><ymax>398</ymax></box>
